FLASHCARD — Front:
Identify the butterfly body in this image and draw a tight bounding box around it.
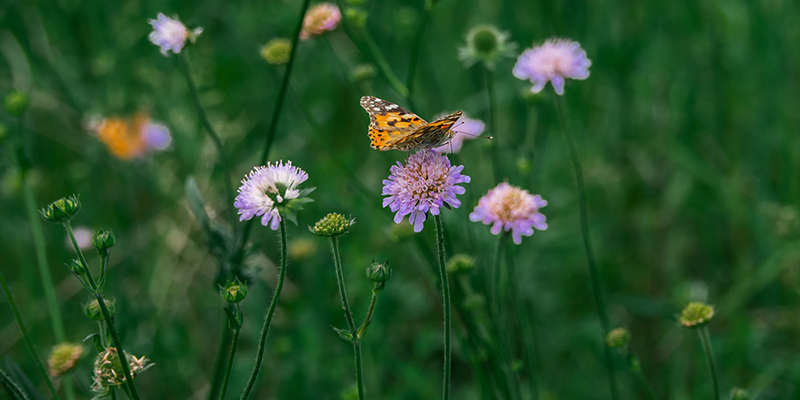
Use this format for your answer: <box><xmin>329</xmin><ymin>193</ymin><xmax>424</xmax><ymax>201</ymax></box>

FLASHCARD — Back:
<box><xmin>360</xmin><ymin>96</ymin><xmax>462</xmax><ymax>151</ymax></box>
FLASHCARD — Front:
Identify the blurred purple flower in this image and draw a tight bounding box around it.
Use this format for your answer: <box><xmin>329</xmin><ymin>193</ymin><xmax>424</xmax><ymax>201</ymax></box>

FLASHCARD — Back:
<box><xmin>513</xmin><ymin>38</ymin><xmax>591</xmax><ymax>95</ymax></box>
<box><xmin>234</xmin><ymin>161</ymin><xmax>310</xmax><ymax>230</ymax></box>
<box><xmin>143</xmin><ymin>122</ymin><xmax>171</xmax><ymax>151</ymax></box>
<box><xmin>66</xmin><ymin>227</ymin><xmax>93</xmax><ymax>250</ymax></box>
<box><xmin>382</xmin><ymin>150</ymin><xmax>471</xmax><ymax>232</ymax></box>
<box><xmin>469</xmin><ymin>182</ymin><xmax>547</xmax><ymax>244</ymax></box>
<box><xmin>148</xmin><ymin>13</ymin><xmax>202</xmax><ymax>56</ymax></box>
<box><xmin>432</xmin><ymin>113</ymin><xmax>486</xmax><ymax>154</ymax></box>
<box><xmin>300</xmin><ymin>3</ymin><xmax>341</xmax><ymax>40</ymax></box>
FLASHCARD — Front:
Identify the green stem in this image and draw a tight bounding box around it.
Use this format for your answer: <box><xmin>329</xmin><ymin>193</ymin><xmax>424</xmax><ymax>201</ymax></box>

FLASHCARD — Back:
<box><xmin>484</xmin><ymin>65</ymin><xmax>501</xmax><ymax>182</ymax></box>
<box><xmin>433</xmin><ymin>214</ymin><xmax>451</xmax><ymax>400</ymax></box>
<box><xmin>0</xmin><ymin>269</ymin><xmax>62</xmax><ymax>400</ymax></box>
<box><xmin>238</xmin><ymin>219</ymin><xmax>289</xmax><ymax>400</ymax></box>
<box><xmin>555</xmin><ymin>96</ymin><xmax>619</xmax><ymax>400</ymax></box>
<box><xmin>405</xmin><ymin>2</ymin><xmax>431</xmax><ymax>106</ymax></box>
<box><xmin>330</xmin><ymin>236</ymin><xmax>364</xmax><ymax>400</ymax></box>
<box><xmin>218</xmin><ymin>326</ymin><xmax>241</xmax><ymax>400</ymax></box>
<box><xmin>207</xmin><ymin>323</ymin><xmax>233</xmax><ymax>400</ymax></box>
<box><xmin>628</xmin><ymin>354</ymin><xmax>658</xmax><ymax>400</ymax></box>
<box><xmin>491</xmin><ymin>233</ymin><xmax>504</xmax><ymax>322</ymax></box>
<box><xmin>177</xmin><ymin>52</ymin><xmax>236</xmax><ymax>228</ymax></box>
<box><xmin>63</xmin><ymin>222</ymin><xmax>93</xmax><ymax>287</ymax></box>
<box><xmin>507</xmin><ymin>249</ymin><xmax>540</xmax><ymax>400</ymax></box>
<box><xmin>356</xmin><ymin>294</ymin><xmax>378</xmax><ymax>339</ymax></box>
<box><xmin>699</xmin><ymin>327</ymin><xmax>720</xmax><ymax>400</ymax></box>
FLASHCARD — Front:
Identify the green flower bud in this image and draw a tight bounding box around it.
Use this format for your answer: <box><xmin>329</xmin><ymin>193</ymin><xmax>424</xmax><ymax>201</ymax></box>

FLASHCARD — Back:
<box><xmin>366</xmin><ymin>260</ymin><xmax>391</xmax><ymax>294</ymax></box>
<box><xmin>66</xmin><ymin>258</ymin><xmax>86</xmax><ymax>277</ymax></box>
<box><xmin>345</xmin><ymin>8</ymin><xmax>367</xmax><ymax>28</ymax></box>
<box><xmin>220</xmin><ymin>277</ymin><xmax>248</xmax><ymax>304</ymax></box>
<box><xmin>351</xmin><ymin>64</ymin><xmax>377</xmax><ymax>82</ymax></box>
<box><xmin>310</xmin><ymin>213</ymin><xmax>355</xmax><ymax>237</ymax></box>
<box><xmin>48</xmin><ymin>342</ymin><xmax>84</xmax><ymax>377</ymax></box>
<box><xmin>92</xmin><ymin>228</ymin><xmax>116</xmax><ymax>256</ymax></box>
<box><xmin>4</xmin><ymin>90</ymin><xmax>29</xmax><ymax>116</ymax></box>
<box><xmin>606</xmin><ymin>327</ymin><xmax>630</xmax><ymax>349</ymax></box>
<box><xmin>260</xmin><ymin>38</ymin><xmax>292</xmax><ymax>65</ymax></box>
<box><xmin>679</xmin><ymin>302</ymin><xmax>715</xmax><ymax>329</ymax></box>
<box><xmin>39</xmin><ymin>194</ymin><xmax>81</xmax><ymax>223</ymax></box>
<box><xmin>446</xmin><ymin>254</ymin><xmax>475</xmax><ymax>274</ymax></box>
<box><xmin>458</xmin><ymin>24</ymin><xmax>516</xmax><ymax>69</ymax></box>
<box><xmin>730</xmin><ymin>388</ymin><xmax>749</xmax><ymax>400</ymax></box>
<box><xmin>83</xmin><ymin>298</ymin><xmax>115</xmax><ymax>321</ymax></box>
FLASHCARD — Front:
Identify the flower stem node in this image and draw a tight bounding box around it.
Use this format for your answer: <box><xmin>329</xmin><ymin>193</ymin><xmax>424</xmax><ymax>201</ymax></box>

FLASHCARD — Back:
<box><xmin>446</xmin><ymin>254</ymin><xmax>475</xmax><ymax>274</ymax></box>
<box><xmin>260</xmin><ymin>39</ymin><xmax>292</xmax><ymax>65</ymax></box>
<box><xmin>310</xmin><ymin>213</ymin><xmax>355</xmax><ymax>237</ymax></box>
<box><xmin>332</xmin><ymin>326</ymin><xmax>355</xmax><ymax>342</ymax></box>
<box><xmin>39</xmin><ymin>194</ymin><xmax>81</xmax><ymax>223</ymax></box>
<box><xmin>730</xmin><ymin>388</ymin><xmax>750</xmax><ymax>400</ymax></box>
<box><xmin>84</xmin><ymin>298</ymin><xmax>116</xmax><ymax>321</ymax></box>
<box><xmin>679</xmin><ymin>302</ymin><xmax>715</xmax><ymax>329</ymax></box>
<box><xmin>223</xmin><ymin>305</ymin><xmax>244</xmax><ymax>330</ymax></box>
<box><xmin>366</xmin><ymin>260</ymin><xmax>391</xmax><ymax>295</ymax></box>
<box><xmin>92</xmin><ymin>228</ymin><xmax>116</xmax><ymax>256</ymax></box>
<box><xmin>48</xmin><ymin>342</ymin><xmax>84</xmax><ymax>377</ymax></box>
<box><xmin>606</xmin><ymin>327</ymin><xmax>630</xmax><ymax>349</ymax></box>
<box><xmin>4</xmin><ymin>90</ymin><xmax>29</xmax><ymax>116</ymax></box>
<box><xmin>220</xmin><ymin>277</ymin><xmax>248</xmax><ymax>304</ymax></box>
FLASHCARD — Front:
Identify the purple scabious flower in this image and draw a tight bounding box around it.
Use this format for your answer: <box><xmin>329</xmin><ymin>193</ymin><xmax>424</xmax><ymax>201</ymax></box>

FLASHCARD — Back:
<box><xmin>234</xmin><ymin>161</ymin><xmax>312</xmax><ymax>230</ymax></box>
<box><xmin>148</xmin><ymin>13</ymin><xmax>203</xmax><ymax>56</ymax></box>
<box><xmin>300</xmin><ymin>3</ymin><xmax>341</xmax><ymax>40</ymax></box>
<box><xmin>513</xmin><ymin>38</ymin><xmax>591</xmax><ymax>95</ymax></box>
<box><xmin>382</xmin><ymin>150</ymin><xmax>471</xmax><ymax>232</ymax></box>
<box><xmin>143</xmin><ymin>122</ymin><xmax>171</xmax><ymax>151</ymax></box>
<box><xmin>432</xmin><ymin>112</ymin><xmax>486</xmax><ymax>154</ymax></box>
<box><xmin>469</xmin><ymin>182</ymin><xmax>547</xmax><ymax>244</ymax></box>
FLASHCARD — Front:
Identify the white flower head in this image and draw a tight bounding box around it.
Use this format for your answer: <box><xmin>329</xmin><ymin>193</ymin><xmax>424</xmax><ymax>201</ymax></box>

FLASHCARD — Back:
<box><xmin>148</xmin><ymin>13</ymin><xmax>203</xmax><ymax>56</ymax></box>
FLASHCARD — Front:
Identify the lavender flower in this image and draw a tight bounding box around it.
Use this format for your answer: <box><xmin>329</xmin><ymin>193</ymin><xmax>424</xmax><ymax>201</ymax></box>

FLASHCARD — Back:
<box><xmin>382</xmin><ymin>150</ymin><xmax>470</xmax><ymax>232</ymax></box>
<box><xmin>148</xmin><ymin>13</ymin><xmax>203</xmax><ymax>56</ymax></box>
<box><xmin>234</xmin><ymin>161</ymin><xmax>314</xmax><ymax>230</ymax></box>
<box><xmin>300</xmin><ymin>3</ymin><xmax>341</xmax><ymax>40</ymax></box>
<box><xmin>143</xmin><ymin>122</ymin><xmax>171</xmax><ymax>150</ymax></box>
<box><xmin>513</xmin><ymin>38</ymin><xmax>591</xmax><ymax>95</ymax></box>
<box><xmin>469</xmin><ymin>182</ymin><xmax>547</xmax><ymax>244</ymax></box>
<box><xmin>432</xmin><ymin>113</ymin><xmax>486</xmax><ymax>154</ymax></box>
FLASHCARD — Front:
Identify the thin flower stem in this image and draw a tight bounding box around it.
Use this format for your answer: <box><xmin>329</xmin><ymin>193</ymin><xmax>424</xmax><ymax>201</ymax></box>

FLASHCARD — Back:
<box><xmin>356</xmin><ymin>294</ymin><xmax>378</xmax><ymax>339</ymax></box>
<box><xmin>177</xmin><ymin>52</ymin><xmax>236</xmax><ymax>227</ymax></box>
<box><xmin>628</xmin><ymin>355</ymin><xmax>659</xmax><ymax>400</ymax></box>
<box><xmin>218</xmin><ymin>325</ymin><xmax>241</xmax><ymax>400</ymax></box>
<box><xmin>64</xmin><ymin>222</ymin><xmax>92</xmax><ymax>286</ymax></box>
<box><xmin>699</xmin><ymin>327</ymin><xmax>720</xmax><ymax>400</ymax></box>
<box><xmin>507</xmin><ymin>249</ymin><xmax>540</xmax><ymax>400</ymax></box>
<box><xmin>433</xmin><ymin>214</ymin><xmax>451</xmax><ymax>400</ymax></box>
<box><xmin>484</xmin><ymin>66</ymin><xmax>501</xmax><ymax>181</ymax></box>
<box><xmin>555</xmin><ymin>96</ymin><xmax>619</xmax><ymax>400</ymax></box>
<box><xmin>0</xmin><ymin>269</ymin><xmax>62</xmax><ymax>400</ymax></box>
<box><xmin>330</xmin><ymin>236</ymin><xmax>365</xmax><ymax>400</ymax></box>
<box><xmin>207</xmin><ymin>324</ymin><xmax>233</xmax><ymax>400</ymax></box>
<box><xmin>491</xmin><ymin>233</ymin><xmax>504</xmax><ymax>320</ymax></box>
<box><xmin>405</xmin><ymin>2</ymin><xmax>431</xmax><ymax>107</ymax></box>
<box><xmin>239</xmin><ymin>219</ymin><xmax>289</xmax><ymax>400</ymax></box>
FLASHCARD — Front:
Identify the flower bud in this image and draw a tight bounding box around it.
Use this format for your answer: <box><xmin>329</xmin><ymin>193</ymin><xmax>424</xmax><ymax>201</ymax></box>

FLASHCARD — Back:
<box><xmin>260</xmin><ymin>38</ymin><xmax>292</xmax><ymax>65</ymax></box>
<box><xmin>92</xmin><ymin>228</ymin><xmax>116</xmax><ymax>256</ymax></box>
<box><xmin>606</xmin><ymin>327</ymin><xmax>630</xmax><ymax>349</ymax></box>
<box><xmin>679</xmin><ymin>302</ymin><xmax>715</xmax><ymax>329</ymax></box>
<box><xmin>220</xmin><ymin>277</ymin><xmax>248</xmax><ymax>304</ymax></box>
<box><xmin>83</xmin><ymin>298</ymin><xmax>115</xmax><ymax>321</ymax></box>
<box><xmin>366</xmin><ymin>260</ymin><xmax>391</xmax><ymax>294</ymax></box>
<box><xmin>4</xmin><ymin>90</ymin><xmax>29</xmax><ymax>116</ymax></box>
<box><xmin>39</xmin><ymin>194</ymin><xmax>81</xmax><ymax>223</ymax></box>
<box><xmin>310</xmin><ymin>213</ymin><xmax>355</xmax><ymax>237</ymax></box>
<box><xmin>66</xmin><ymin>259</ymin><xmax>86</xmax><ymax>277</ymax></box>
<box><xmin>730</xmin><ymin>388</ymin><xmax>749</xmax><ymax>400</ymax></box>
<box><xmin>446</xmin><ymin>254</ymin><xmax>475</xmax><ymax>274</ymax></box>
<box><xmin>48</xmin><ymin>342</ymin><xmax>84</xmax><ymax>377</ymax></box>
<box><xmin>458</xmin><ymin>24</ymin><xmax>516</xmax><ymax>69</ymax></box>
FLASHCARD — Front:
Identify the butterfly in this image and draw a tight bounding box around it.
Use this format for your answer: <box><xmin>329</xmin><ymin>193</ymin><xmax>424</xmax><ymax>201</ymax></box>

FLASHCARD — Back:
<box><xmin>359</xmin><ymin>96</ymin><xmax>462</xmax><ymax>151</ymax></box>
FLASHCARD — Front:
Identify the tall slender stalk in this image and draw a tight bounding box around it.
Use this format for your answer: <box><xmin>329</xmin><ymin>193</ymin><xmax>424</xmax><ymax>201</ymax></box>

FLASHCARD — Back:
<box><xmin>627</xmin><ymin>354</ymin><xmax>658</xmax><ymax>400</ymax></box>
<box><xmin>177</xmin><ymin>53</ymin><xmax>236</xmax><ymax>227</ymax></box>
<box><xmin>506</xmin><ymin>248</ymin><xmax>540</xmax><ymax>400</ymax></box>
<box><xmin>698</xmin><ymin>327</ymin><xmax>720</xmax><ymax>400</ymax></box>
<box><xmin>433</xmin><ymin>214</ymin><xmax>451</xmax><ymax>400</ymax></box>
<box><xmin>355</xmin><ymin>294</ymin><xmax>378</xmax><ymax>339</ymax></box>
<box><xmin>405</xmin><ymin>2</ymin><xmax>432</xmax><ymax>108</ymax></box>
<box><xmin>218</xmin><ymin>325</ymin><xmax>241</xmax><ymax>400</ymax></box>
<box><xmin>484</xmin><ymin>66</ymin><xmax>501</xmax><ymax>182</ymax></box>
<box><xmin>0</xmin><ymin>269</ymin><xmax>62</xmax><ymax>400</ymax></box>
<box><xmin>330</xmin><ymin>236</ymin><xmax>365</xmax><ymax>400</ymax></box>
<box><xmin>207</xmin><ymin>324</ymin><xmax>233</xmax><ymax>400</ymax></box>
<box><xmin>555</xmin><ymin>96</ymin><xmax>619</xmax><ymax>399</ymax></box>
<box><xmin>238</xmin><ymin>219</ymin><xmax>289</xmax><ymax>400</ymax></box>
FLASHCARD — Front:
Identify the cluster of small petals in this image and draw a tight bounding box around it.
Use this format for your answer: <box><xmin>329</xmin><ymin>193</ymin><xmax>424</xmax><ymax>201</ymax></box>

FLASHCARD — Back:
<box><xmin>300</xmin><ymin>3</ymin><xmax>341</xmax><ymax>40</ymax></box>
<box><xmin>382</xmin><ymin>150</ymin><xmax>470</xmax><ymax>232</ymax></box>
<box><xmin>234</xmin><ymin>161</ymin><xmax>309</xmax><ymax>230</ymax></box>
<box><xmin>91</xmin><ymin>347</ymin><xmax>151</xmax><ymax>396</ymax></box>
<box><xmin>470</xmin><ymin>182</ymin><xmax>547</xmax><ymax>244</ymax></box>
<box><xmin>432</xmin><ymin>113</ymin><xmax>486</xmax><ymax>154</ymax></box>
<box><xmin>513</xmin><ymin>38</ymin><xmax>591</xmax><ymax>95</ymax></box>
<box><xmin>148</xmin><ymin>13</ymin><xmax>202</xmax><ymax>56</ymax></box>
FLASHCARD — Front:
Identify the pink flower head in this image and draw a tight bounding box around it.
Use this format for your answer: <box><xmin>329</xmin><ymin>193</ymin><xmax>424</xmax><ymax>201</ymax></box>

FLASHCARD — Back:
<box><xmin>469</xmin><ymin>182</ymin><xmax>547</xmax><ymax>244</ymax></box>
<box><xmin>234</xmin><ymin>162</ymin><xmax>311</xmax><ymax>230</ymax></box>
<box><xmin>432</xmin><ymin>113</ymin><xmax>486</xmax><ymax>154</ymax></box>
<box><xmin>513</xmin><ymin>38</ymin><xmax>591</xmax><ymax>95</ymax></box>
<box><xmin>148</xmin><ymin>13</ymin><xmax>202</xmax><ymax>56</ymax></box>
<box><xmin>300</xmin><ymin>3</ymin><xmax>341</xmax><ymax>40</ymax></box>
<box><xmin>382</xmin><ymin>150</ymin><xmax>471</xmax><ymax>232</ymax></box>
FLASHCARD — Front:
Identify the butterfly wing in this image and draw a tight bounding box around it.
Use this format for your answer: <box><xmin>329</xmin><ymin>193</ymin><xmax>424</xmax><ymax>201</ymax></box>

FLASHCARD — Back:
<box><xmin>360</xmin><ymin>96</ymin><xmax>428</xmax><ymax>151</ymax></box>
<box><xmin>389</xmin><ymin>111</ymin><xmax>463</xmax><ymax>151</ymax></box>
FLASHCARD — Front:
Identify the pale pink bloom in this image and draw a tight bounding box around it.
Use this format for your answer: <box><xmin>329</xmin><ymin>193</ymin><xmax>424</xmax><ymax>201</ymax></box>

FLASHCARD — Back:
<box><xmin>470</xmin><ymin>182</ymin><xmax>547</xmax><ymax>244</ymax></box>
<box><xmin>513</xmin><ymin>38</ymin><xmax>591</xmax><ymax>95</ymax></box>
<box><xmin>300</xmin><ymin>3</ymin><xmax>341</xmax><ymax>40</ymax></box>
<box><xmin>432</xmin><ymin>113</ymin><xmax>486</xmax><ymax>154</ymax></box>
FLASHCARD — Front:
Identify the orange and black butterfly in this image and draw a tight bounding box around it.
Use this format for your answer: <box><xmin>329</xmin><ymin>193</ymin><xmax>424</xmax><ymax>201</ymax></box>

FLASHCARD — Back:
<box><xmin>359</xmin><ymin>96</ymin><xmax>462</xmax><ymax>151</ymax></box>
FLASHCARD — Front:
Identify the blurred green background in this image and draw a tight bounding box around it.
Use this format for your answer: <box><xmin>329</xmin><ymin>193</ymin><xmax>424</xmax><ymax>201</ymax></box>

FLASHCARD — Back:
<box><xmin>2</xmin><ymin>0</ymin><xmax>800</xmax><ymax>399</ymax></box>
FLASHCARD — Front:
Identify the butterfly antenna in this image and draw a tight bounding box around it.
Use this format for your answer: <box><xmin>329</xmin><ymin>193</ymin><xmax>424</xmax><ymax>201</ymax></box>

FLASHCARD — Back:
<box><xmin>452</xmin><ymin>123</ymin><xmax>494</xmax><ymax>141</ymax></box>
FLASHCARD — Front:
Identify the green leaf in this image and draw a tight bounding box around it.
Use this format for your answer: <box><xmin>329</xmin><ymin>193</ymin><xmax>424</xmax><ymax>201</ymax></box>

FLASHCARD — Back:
<box><xmin>332</xmin><ymin>326</ymin><xmax>355</xmax><ymax>342</ymax></box>
<box><xmin>0</xmin><ymin>368</ymin><xmax>31</xmax><ymax>400</ymax></box>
